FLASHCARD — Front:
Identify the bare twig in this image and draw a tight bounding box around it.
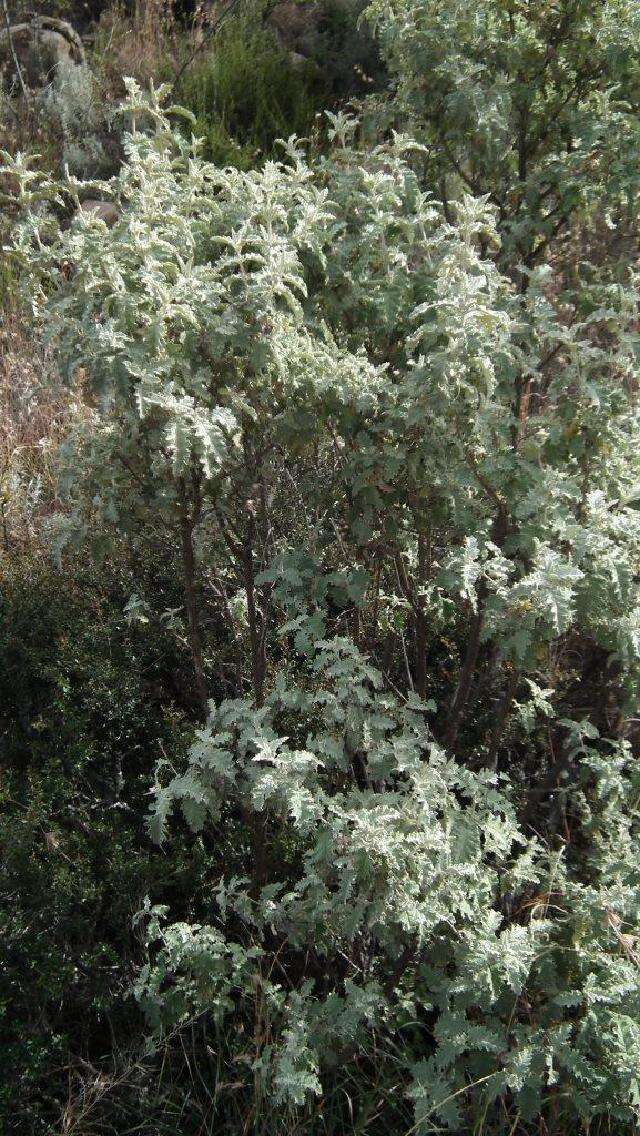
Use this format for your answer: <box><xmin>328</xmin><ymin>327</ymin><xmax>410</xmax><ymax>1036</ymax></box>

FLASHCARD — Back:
<box><xmin>1</xmin><ymin>0</ymin><xmax>29</xmax><ymax>101</ymax></box>
<box><xmin>170</xmin><ymin>0</ymin><xmax>245</xmax><ymax>92</ymax></box>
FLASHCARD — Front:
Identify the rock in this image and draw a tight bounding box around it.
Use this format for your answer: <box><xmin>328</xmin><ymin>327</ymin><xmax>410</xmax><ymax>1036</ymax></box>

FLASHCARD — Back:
<box><xmin>289</xmin><ymin>50</ymin><xmax>309</xmax><ymax>69</ymax></box>
<box><xmin>78</xmin><ymin>199</ymin><xmax>120</xmax><ymax>227</ymax></box>
<box><xmin>267</xmin><ymin>2</ymin><xmax>321</xmax><ymax>51</ymax></box>
<box><xmin>0</xmin><ymin>16</ymin><xmax>85</xmax><ymax>88</ymax></box>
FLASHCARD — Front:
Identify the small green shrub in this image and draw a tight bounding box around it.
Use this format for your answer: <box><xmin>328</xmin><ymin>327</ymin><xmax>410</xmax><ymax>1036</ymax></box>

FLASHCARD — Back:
<box><xmin>179</xmin><ymin>19</ymin><xmax>322</xmax><ymax>166</ymax></box>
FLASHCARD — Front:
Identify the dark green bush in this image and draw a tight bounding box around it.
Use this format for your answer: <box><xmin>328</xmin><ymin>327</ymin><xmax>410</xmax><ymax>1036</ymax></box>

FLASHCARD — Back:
<box><xmin>0</xmin><ymin>555</ymin><xmax>218</xmax><ymax>1134</ymax></box>
<box><xmin>179</xmin><ymin>19</ymin><xmax>322</xmax><ymax>167</ymax></box>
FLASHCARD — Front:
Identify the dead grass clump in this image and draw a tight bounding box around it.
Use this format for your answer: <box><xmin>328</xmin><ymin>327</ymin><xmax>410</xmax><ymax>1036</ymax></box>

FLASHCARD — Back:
<box><xmin>93</xmin><ymin>0</ymin><xmax>182</xmax><ymax>90</ymax></box>
<box><xmin>0</xmin><ymin>314</ymin><xmax>88</xmax><ymax>552</ymax></box>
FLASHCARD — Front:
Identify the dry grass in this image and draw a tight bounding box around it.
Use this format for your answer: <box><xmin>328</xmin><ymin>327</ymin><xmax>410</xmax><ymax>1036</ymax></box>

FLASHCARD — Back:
<box><xmin>0</xmin><ymin>314</ymin><xmax>86</xmax><ymax>552</ymax></box>
<box><xmin>93</xmin><ymin>0</ymin><xmax>183</xmax><ymax>89</ymax></box>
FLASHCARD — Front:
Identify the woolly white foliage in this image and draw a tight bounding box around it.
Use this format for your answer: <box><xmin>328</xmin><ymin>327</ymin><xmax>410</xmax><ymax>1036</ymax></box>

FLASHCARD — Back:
<box><xmin>4</xmin><ymin>51</ymin><xmax>640</xmax><ymax>1130</ymax></box>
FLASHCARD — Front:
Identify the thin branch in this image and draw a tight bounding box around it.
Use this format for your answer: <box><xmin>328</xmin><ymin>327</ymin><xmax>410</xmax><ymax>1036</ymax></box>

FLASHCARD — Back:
<box><xmin>486</xmin><ymin>667</ymin><xmax>520</xmax><ymax>769</ymax></box>
<box><xmin>1</xmin><ymin>0</ymin><xmax>29</xmax><ymax>101</ymax></box>
<box><xmin>116</xmin><ymin>454</ymin><xmax>175</xmax><ymax>532</ymax></box>
<box><xmin>178</xmin><ymin>478</ymin><xmax>209</xmax><ymax>715</ymax></box>
<box><xmin>212</xmin><ymin>498</ymin><xmax>244</xmax><ymax>560</ymax></box>
<box><xmin>393</xmin><ymin>552</ymin><xmax>420</xmax><ymax>615</ymax></box>
<box><xmin>170</xmin><ymin>0</ymin><xmax>245</xmax><ymax>92</ymax></box>
<box><xmin>465</xmin><ymin>451</ymin><xmax>507</xmax><ymax>514</ymax></box>
<box><xmin>442</xmin><ymin>597</ymin><xmax>485</xmax><ymax>752</ymax></box>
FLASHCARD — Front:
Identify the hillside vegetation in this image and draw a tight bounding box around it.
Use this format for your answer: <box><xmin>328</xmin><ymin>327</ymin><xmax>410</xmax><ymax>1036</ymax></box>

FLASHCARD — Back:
<box><xmin>1</xmin><ymin>2</ymin><xmax>640</xmax><ymax>1134</ymax></box>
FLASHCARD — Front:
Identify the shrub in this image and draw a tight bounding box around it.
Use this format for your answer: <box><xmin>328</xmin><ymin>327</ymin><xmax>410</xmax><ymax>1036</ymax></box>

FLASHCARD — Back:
<box><xmin>0</xmin><ymin>553</ymin><xmax>212</xmax><ymax>1134</ymax></box>
<box><xmin>3</xmin><ymin>0</ymin><xmax>640</xmax><ymax>1128</ymax></box>
<box><xmin>42</xmin><ymin>60</ymin><xmax>114</xmax><ymax>177</ymax></box>
<box><xmin>178</xmin><ymin>17</ymin><xmax>322</xmax><ymax>167</ymax></box>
